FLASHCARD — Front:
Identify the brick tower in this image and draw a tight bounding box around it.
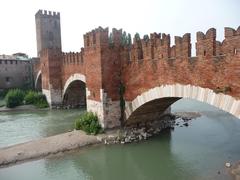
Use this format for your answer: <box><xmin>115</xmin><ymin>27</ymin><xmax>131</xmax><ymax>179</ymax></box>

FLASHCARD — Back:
<box><xmin>35</xmin><ymin>10</ymin><xmax>62</xmax><ymax>106</ymax></box>
<box><xmin>35</xmin><ymin>10</ymin><xmax>62</xmax><ymax>56</ymax></box>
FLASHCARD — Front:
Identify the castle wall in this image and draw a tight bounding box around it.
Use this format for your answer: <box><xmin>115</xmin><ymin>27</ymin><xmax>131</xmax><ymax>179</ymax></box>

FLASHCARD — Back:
<box><xmin>0</xmin><ymin>59</ymin><xmax>32</xmax><ymax>90</ymax></box>
<box><xmin>122</xmin><ymin>27</ymin><xmax>240</xmax><ymax>103</ymax></box>
<box><xmin>35</xmin><ymin>12</ymin><xmax>240</xmax><ymax>128</ymax></box>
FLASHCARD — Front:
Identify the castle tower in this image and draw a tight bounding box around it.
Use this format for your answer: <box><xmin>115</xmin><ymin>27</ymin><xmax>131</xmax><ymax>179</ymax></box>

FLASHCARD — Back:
<box><xmin>35</xmin><ymin>10</ymin><xmax>62</xmax><ymax>56</ymax></box>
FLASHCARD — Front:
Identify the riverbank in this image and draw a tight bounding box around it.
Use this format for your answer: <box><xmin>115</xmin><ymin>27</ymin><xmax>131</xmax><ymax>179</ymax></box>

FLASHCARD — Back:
<box><xmin>0</xmin><ymin>130</ymin><xmax>103</xmax><ymax>167</ymax></box>
<box><xmin>230</xmin><ymin>161</ymin><xmax>240</xmax><ymax>180</ymax></box>
<box><xmin>0</xmin><ymin>104</ymin><xmax>49</xmax><ymax>112</ymax></box>
<box><xmin>0</xmin><ymin>111</ymin><xmax>201</xmax><ymax>168</ymax></box>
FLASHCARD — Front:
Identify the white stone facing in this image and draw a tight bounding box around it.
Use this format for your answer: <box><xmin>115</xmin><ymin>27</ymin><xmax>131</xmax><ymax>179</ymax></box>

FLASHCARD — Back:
<box><xmin>62</xmin><ymin>73</ymin><xmax>86</xmax><ymax>96</ymax></box>
<box><xmin>125</xmin><ymin>84</ymin><xmax>240</xmax><ymax>120</ymax></box>
<box><xmin>34</xmin><ymin>70</ymin><xmax>41</xmax><ymax>88</ymax></box>
<box><xmin>86</xmin><ymin>89</ymin><xmax>121</xmax><ymax>129</ymax></box>
<box><xmin>42</xmin><ymin>89</ymin><xmax>51</xmax><ymax>104</ymax></box>
<box><xmin>87</xmin><ymin>99</ymin><xmax>105</xmax><ymax>127</ymax></box>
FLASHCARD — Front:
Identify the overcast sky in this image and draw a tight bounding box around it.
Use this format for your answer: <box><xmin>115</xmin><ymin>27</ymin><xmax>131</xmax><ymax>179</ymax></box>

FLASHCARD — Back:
<box><xmin>0</xmin><ymin>0</ymin><xmax>239</xmax><ymax>57</ymax></box>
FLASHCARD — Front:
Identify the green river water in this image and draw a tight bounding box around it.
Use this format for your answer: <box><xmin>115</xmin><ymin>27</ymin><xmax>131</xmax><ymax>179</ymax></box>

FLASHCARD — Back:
<box><xmin>0</xmin><ymin>99</ymin><xmax>240</xmax><ymax>180</ymax></box>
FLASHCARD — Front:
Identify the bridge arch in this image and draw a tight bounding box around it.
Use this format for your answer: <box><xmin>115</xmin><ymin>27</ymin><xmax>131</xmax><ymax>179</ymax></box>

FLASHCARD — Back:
<box><xmin>125</xmin><ymin>84</ymin><xmax>240</xmax><ymax>123</ymax></box>
<box><xmin>62</xmin><ymin>73</ymin><xmax>87</xmax><ymax>107</ymax></box>
<box><xmin>35</xmin><ymin>70</ymin><xmax>42</xmax><ymax>91</ymax></box>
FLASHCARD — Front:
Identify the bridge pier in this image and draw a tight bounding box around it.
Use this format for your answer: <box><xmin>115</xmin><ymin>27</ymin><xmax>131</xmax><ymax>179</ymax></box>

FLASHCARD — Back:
<box><xmin>42</xmin><ymin>88</ymin><xmax>62</xmax><ymax>108</ymax></box>
<box><xmin>86</xmin><ymin>89</ymin><xmax>121</xmax><ymax>129</ymax></box>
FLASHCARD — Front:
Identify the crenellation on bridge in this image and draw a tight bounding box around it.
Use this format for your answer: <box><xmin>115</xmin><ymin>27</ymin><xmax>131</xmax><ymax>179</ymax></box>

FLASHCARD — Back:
<box><xmin>34</xmin><ymin>10</ymin><xmax>240</xmax><ymax>128</ymax></box>
<box><xmin>62</xmin><ymin>51</ymin><xmax>84</xmax><ymax>65</ymax></box>
<box><xmin>83</xmin><ymin>27</ymin><xmax>109</xmax><ymax>49</ymax></box>
<box><xmin>174</xmin><ymin>33</ymin><xmax>191</xmax><ymax>58</ymax></box>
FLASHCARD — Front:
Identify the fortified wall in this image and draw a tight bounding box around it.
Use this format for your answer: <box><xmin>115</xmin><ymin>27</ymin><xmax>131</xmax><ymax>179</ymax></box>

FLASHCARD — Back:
<box><xmin>35</xmin><ymin>10</ymin><xmax>240</xmax><ymax>128</ymax></box>
<box><xmin>121</xmin><ymin>27</ymin><xmax>240</xmax><ymax>123</ymax></box>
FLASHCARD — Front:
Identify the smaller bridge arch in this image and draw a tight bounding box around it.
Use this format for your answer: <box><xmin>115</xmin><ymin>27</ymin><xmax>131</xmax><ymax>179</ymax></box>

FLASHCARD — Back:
<box><xmin>35</xmin><ymin>70</ymin><xmax>42</xmax><ymax>91</ymax></box>
<box><xmin>62</xmin><ymin>73</ymin><xmax>87</xmax><ymax>108</ymax></box>
<box><xmin>125</xmin><ymin>84</ymin><xmax>240</xmax><ymax>123</ymax></box>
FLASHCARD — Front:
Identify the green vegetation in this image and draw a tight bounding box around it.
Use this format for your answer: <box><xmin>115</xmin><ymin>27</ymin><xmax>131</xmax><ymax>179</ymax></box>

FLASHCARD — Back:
<box><xmin>24</xmin><ymin>91</ymin><xmax>49</xmax><ymax>108</ymax></box>
<box><xmin>4</xmin><ymin>89</ymin><xmax>48</xmax><ymax>108</ymax></box>
<box><xmin>24</xmin><ymin>91</ymin><xmax>37</xmax><ymax>104</ymax></box>
<box><xmin>143</xmin><ymin>34</ymin><xmax>149</xmax><ymax>42</ymax></box>
<box><xmin>134</xmin><ymin>33</ymin><xmax>141</xmax><ymax>41</ymax></box>
<box><xmin>5</xmin><ymin>89</ymin><xmax>25</xmax><ymax>108</ymax></box>
<box><xmin>0</xmin><ymin>89</ymin><xmax>8</xmax><ymax>98</ymax></box>
<box><xmin>75</xmin><ymin>112</ymin><xmax>102</xmax><ymax>135</ymax></box>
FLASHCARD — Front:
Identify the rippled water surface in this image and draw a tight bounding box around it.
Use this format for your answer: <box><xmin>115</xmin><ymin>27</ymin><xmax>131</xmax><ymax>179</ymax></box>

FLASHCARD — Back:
<box><xmin>0</xmin><ymin>109</ymin><xmax>84</xmax><ymax>147</ymax></box>
<box><xmin>0</xmin><ymin>99</ymin><xmax>240</xmax><ymax>180</ymax></box>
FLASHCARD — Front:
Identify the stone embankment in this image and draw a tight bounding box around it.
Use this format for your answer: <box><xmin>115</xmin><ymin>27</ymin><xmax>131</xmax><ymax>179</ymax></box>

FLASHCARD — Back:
<box><xmin>0</xmin><ymin>112</ymin><xmax>200</xmax><ymax>168</ymax></box>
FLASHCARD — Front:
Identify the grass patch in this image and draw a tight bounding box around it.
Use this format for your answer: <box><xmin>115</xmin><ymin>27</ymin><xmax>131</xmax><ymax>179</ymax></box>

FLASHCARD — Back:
<box><xmin>75</xmin><ymin>112</ymin><xmax>102</xmax><ymax>135</ymax></box>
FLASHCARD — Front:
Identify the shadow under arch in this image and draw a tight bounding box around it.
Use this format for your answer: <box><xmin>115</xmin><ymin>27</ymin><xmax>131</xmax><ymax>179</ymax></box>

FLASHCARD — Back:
<box><xmin>62</xmin><ymin>73</ymin><xmax>87</xmax><ymax>108</ymax></box>
<box><xmin>125</xmin><ymin>84</ymin><xmax>240</xmax><ymax>124</ymax></box>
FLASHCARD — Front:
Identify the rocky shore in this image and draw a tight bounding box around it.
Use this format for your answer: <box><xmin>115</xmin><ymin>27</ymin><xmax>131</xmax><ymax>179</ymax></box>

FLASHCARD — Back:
<box><xmin>101</xmin><ymin>112</ymin><xmax>201</xmax><ymax>145</ymax></box>
<box><xmin>0</xmin><ymin>111</ymin><xmax>201</xmax><ymax>168</ymax></box>
<box><xmin>230</xmin><ymin>161</ymin><xmax>240</xmax><ymax>180</ymax></box>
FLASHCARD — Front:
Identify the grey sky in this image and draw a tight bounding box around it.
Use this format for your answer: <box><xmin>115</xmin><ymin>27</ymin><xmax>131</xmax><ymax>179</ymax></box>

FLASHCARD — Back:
<box><xmin>0</xmin><ymin>0</ymin><xmax>239</xmax><ymax>57</ymax></box>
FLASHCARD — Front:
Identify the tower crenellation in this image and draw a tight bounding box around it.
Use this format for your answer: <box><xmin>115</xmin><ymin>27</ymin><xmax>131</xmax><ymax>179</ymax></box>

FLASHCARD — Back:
<box><xmin>35</xmin><ymin>9</ymin><xmax>62</xmax><ymax>57</ymax></box>
<box><xmin>35</xmin><ymin>9</ymin><xmax>60</xmax><ymax>18</ymax></box>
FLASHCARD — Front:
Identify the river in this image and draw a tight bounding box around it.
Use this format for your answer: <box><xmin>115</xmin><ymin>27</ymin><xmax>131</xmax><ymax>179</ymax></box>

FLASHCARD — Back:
<box><xmin>0</xmin><ymin>99</ymin><xmax>240</xmax><ymax>180</ymax></box>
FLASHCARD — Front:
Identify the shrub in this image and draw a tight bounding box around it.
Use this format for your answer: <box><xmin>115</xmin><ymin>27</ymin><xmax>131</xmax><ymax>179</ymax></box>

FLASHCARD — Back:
<box><xmin>24</xmin><ymin>91</ymin><xmax>37</xmax><ymax>104</ymax></box>
<box><xmin>75</xmin><ymin>112</ymin><xmax>102</xmax><ymax>135</ymax></box>
<box><xmin>0</xmin><ymin>89</ymin><xmax>8</xmax><ymax>98</ymax></box>
<box><xmin>34</xmin><ymin>94</ymin><xmax>49</xmax><ymax>108</ymax></box>
<box><xmin>24</xmin><ymin>91</ymin><xmax>48</xmax><ymax>108</ymax></box>
<box><xmin>5</xmin><ymin>89</ymin><xmax>25</xmax><ymax>108</ymax></box>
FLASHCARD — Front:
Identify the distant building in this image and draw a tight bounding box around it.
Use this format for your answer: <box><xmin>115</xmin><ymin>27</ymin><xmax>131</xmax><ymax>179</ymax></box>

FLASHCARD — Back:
<box><xmin>0</xmin><ymin>53</ymin><xmax>34</xmax><ymax>90</ymax></box>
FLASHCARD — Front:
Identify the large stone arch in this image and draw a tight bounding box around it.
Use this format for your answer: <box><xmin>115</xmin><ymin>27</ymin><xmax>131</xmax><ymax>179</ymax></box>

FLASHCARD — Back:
<box><xmin>35</xmin><ymin>70</ymin><xmax>42</xmax><ymax>91</ymax></box>
<box><xmin>62</xmin><ymin>73</ymin><xmax>87</xmax><ymax>107</ymax></box>
<box><xmin>63</xmin><ymin>73</ymin><xmax>86</xmax><ymax>96</ymax></box>
<box><xmin>125</xmin><ymin>84</ymin><xmax>240</xmax><ymax>123</ymax></box>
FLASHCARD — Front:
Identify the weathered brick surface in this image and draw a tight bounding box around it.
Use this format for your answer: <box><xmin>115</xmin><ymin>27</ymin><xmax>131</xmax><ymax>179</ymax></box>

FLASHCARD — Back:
<box><xmin>122</xmin><ymin>27</ymin><xmax>240</xmax><ymax>102</ymax></box>
<box><xmin>35</xmin><ymin>26</ymin><xmax>240</xmax><ymax>126</ymax></box>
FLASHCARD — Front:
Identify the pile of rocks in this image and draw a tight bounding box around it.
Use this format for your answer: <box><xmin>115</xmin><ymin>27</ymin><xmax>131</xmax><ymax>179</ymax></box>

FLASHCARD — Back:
<box><xmin>103</xmin><ymin>114</ymin><xmax>176</xmax><ymax>145</ymax></box>
<box><xmin>102</xmin><ymin>112</ymin><xmax>201</xmax><ymax>145</ymax></box>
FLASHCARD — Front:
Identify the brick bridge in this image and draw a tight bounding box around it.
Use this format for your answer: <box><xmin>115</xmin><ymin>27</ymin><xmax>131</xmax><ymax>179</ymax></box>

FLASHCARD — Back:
<box><xmin>35</xmin><ymin>26</ymin><xmax>240</xmax><ymax>129</ymax></box>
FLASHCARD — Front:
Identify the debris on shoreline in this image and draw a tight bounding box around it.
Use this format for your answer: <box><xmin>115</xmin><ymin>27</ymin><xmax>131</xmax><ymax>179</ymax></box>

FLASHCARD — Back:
<box><xmin>102</xmin><ymin>112</ymin><xmax>201</xmax><ymax>145</ymax></box>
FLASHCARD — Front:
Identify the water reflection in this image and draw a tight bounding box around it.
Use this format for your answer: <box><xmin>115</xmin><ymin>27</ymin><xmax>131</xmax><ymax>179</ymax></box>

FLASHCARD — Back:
<box><xmin>0</xmin><ymin>99</ymin><xmax>240</xmax><ymax>180</ymax></box>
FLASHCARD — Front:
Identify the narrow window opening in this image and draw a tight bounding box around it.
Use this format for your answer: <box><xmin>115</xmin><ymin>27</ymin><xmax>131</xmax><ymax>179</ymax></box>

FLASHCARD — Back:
<box><xmin>204</xmin><ymin>50</ymin><xmax>206</xmax><ymax>56</ymax></box>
